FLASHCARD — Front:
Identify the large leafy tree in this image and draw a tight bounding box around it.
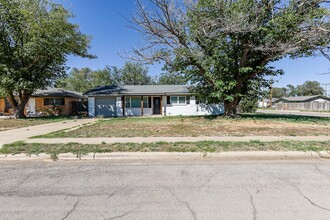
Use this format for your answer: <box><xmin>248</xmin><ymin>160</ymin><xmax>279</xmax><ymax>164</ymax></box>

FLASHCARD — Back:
<box><xmin>120</xmin><ymin>61</ymin><xmax>153</xmax><ymax>85</ymax></box>
<box><xmin>296</xmin><ymin>81</ymin><xmax>325</xmax><ymax>96</ymax></box>
<box><xmin>131</xmin><ymin>0</ymin><xmax>330</xmax><ymax>116</ymax></box>
<box><xmin>56</xmin><ymin>67</ymin><xmax>113</xmax><ymax>93</ymax></box>
<box><xmin>0</xmin><ymin>0</ymin><xmax>94</xmax><ymax>118</ymax></box>
<box><xmin>57</xmin><ymin>63</ymin><xmax>153</xmax><ymax>92</ymax></box>
<box><xmin>156</xmin><ymin>72</ymin><xmax>188</xmax><ymax>85</ymax></box>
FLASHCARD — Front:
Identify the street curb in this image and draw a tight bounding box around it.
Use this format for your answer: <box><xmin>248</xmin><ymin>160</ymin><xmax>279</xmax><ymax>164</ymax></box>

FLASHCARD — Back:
<box><xmin>319</xmin><ymin>151</ymin><xmax>330</xmax><ymax>159</ymax></box>
<box><xmin>0</xmin><ymin>151</ymin><xmax>326</xmax><ymax>161</ymax></box>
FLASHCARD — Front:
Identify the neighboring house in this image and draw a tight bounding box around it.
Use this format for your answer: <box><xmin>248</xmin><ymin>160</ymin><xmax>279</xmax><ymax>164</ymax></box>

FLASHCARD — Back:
<box><xmin>275</xmin><ymin>95</ymin><xmax>330</xmax><ymax>111</ymax></box>
<box><xmin>276</xmin><ymin>95</ymin><xmax>330</xmax><ymax>103</ymax></box>
<box><xmin>258</xmin><ymin>98</ymin><xmax>279</xmax><ymax>108</ymax></box>
<box><xmin>84</xmin><ymin>85</ymin><xmax>224</xmax><ymax>117</ymax></box>
<box><xmin>0</xmin><ymin>88</ymin><xmax>87</xmax><ymax>116</ymax></box>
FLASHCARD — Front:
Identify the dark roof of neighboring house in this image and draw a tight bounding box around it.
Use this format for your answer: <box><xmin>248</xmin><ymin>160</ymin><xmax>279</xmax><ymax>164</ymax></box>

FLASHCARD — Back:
<box><xmin>278</xmin><ymin>95</ymin><xmax>330</xmax><ymax>102</ymax></box>
<box><xmin>84</xmin><ymin>85</ymin><xmax>191</xmax><ymax>96</ymax></box>
<box><xmin>32</xmin><ymin>88</ymin><xmax>86</xmax><ymax>99</ymax></box>
<box><xmin>261</xmin><ymin>98</ymin><xmax>279</xmax><ymax>103</ymax></box>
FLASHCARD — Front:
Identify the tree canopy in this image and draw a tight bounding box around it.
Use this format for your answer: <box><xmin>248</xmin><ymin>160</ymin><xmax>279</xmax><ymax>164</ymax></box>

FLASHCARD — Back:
<box><xmin>270</xmin><ymin>81</ymin><xmax>325</xmax><ymax>98</ymax></box>
<box><xmin>131</xmin><ymin>0</ymin><xmax>330</xmax><ymax>116</ymax></box>
<box><xmin>0</xmin><ymin>0</ymin><xmax>94</xmax><ymax>118</ymax></box>
<box><xmin>156</xmin><ymin>72</ymin><xmax>188</xmax><ymax>85</ymax></box>
<box><xmin>57</xmin><ymin>62</ymin><xmax>159</xmax><ymax>92</ymax></box>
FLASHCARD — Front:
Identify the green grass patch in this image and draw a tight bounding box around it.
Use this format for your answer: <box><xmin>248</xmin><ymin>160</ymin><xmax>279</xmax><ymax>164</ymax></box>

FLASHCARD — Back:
<box><xmin>1</xmin><ymin>141</ymin><xmax>330</xmax><ymax>160</ymax></box>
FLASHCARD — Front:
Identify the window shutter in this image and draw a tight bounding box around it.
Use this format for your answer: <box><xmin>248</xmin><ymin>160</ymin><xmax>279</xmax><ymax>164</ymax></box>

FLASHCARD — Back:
<box><xmin>148</xmin><ymin>97</ymin><xmax>152</xmax><ymax>108</ymax></box>
<box><xmin>167</xmin><ymin>96</ymin><xmax>171</xmax><ymax>104</ymax></box>
<box><xmin>186</xmin><ymin>96</ymin><xmax>190</xmax><ymax>104</ymax></box>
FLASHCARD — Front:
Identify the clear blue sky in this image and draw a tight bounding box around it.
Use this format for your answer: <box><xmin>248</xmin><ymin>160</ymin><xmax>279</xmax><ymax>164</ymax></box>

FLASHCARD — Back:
<box><xmin>64</xmin><ymin>0</ymin><xmax>330</xmax><ymax>89</ymax></box>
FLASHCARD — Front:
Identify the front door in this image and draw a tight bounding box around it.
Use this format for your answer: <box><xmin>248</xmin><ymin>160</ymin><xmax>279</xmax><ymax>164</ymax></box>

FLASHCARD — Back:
<box><xmin>153</xmin><ymin>97</ymin><xmax>161</xmax><ymax>114</ymax></box>
<box><xmin>28</xmin><ymin>98</ymin><xmax>36</xmax><ymax>116</ymax></box>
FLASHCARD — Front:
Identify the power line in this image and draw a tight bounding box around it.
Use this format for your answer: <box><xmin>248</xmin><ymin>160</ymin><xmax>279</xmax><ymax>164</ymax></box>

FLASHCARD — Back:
<box><xmin>322</xmin><ymin>83</ymin><xmax>330</xmax><ymax>97</ymax></box>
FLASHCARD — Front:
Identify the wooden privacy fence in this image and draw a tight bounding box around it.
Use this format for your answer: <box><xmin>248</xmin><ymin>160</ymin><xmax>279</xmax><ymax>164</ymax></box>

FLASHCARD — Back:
<box><xmin>276</xmin><ymin>102</ymin><xmax>330</xmax><ymax>111</ymax></box>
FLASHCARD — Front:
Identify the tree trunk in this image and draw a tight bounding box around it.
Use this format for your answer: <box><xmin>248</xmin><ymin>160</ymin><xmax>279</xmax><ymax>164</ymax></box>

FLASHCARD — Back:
<box><xmin>224</xmin><ymin>98</ymin><xmax>239</xmax><ymax>117</ymax></box>
<box><xmin>7</xmin><ymin>92</ymin><xmax>30</xmax><ymax>119</ymax></box>
<box><xmin>14</xmin><ymin>101</ymin><xmax>28</xmax><ymax>119</ymax></box>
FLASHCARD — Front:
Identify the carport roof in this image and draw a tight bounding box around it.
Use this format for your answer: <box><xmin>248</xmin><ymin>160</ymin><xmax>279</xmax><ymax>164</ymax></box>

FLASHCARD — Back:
<box><xmin>84</xmin><ymin>85</ymin><xmax>192</xmax><ymax>96</ymax></box>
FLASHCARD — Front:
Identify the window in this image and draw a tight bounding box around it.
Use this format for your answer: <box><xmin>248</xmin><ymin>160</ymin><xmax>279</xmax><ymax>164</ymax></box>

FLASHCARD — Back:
<box><xmin>179</xmin><ymin>96</ymin><xmax>186</xmax><ymax>104</ymax></box>
<box><xmin>169</xmin><ymin>96</ymin><xmax>188</xmax><ymax>105</ymax></box>
<box><xmin>131</xmin><ymin>97</ymin><xmax>141</xmax><ymax>108</ymax></box>
<box><xmin>44</xmin><ymin>98</ymin><xmax>65</xmax><ymax>106</ymax></box>
<box><xmin>125</xmin><ymin>97</ymin><xmax>131</xmax><ymax>108</ymax></box>
<box><xmin>143</xmin><ymin>97</ymin><xmax>148</xmax><ymax>108</ymax></box>
<box><xmin>170</xmin><ymin>96</ymin><xmax>178</xmax><ymax>104</ymax></box>
<box><xmin>196</xmin><ymin>98</ymin><xmax>207</xmax><ymax>104</ymax></box>
<box><xmin>125</xmin><ymin>97</ymin><xmax>141</xmax><ymax>108</ymax></box>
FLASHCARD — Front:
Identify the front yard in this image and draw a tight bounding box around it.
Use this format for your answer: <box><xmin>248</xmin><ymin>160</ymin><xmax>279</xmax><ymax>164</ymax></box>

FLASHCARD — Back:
<box><xmin>0</xmin><ymin>117</ymin><xmax>70</xmax><ymax>131</ymax></box>
<box><xmin>36</xmin><ymin>114</ymin><xmax>330</xmax><ymax>138</ymax></box>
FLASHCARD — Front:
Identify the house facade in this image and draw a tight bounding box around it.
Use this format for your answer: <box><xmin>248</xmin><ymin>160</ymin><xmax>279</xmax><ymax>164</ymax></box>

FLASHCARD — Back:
<box><xmin>258</xmin><ymin>98</ymin><xmax>279</xmax><ymax>108</ymax></box>
<box><xmin>0</xmin><ymin>88</ymin><xmax>87</xmax><ymax>116</ymax></box>
<box><xmin>275</xmin><ymin>95</ymin><xmax>330</xmax><ymax>111</ymax></box>
<box><xmin>84</xmin><ymin>85</ymin><xmax>224</xmax><ymax>117</ymax></box>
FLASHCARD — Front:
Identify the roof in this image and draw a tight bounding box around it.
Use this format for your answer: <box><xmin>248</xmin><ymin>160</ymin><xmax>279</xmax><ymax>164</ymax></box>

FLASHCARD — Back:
<box><xmin>32</xmin><ymin>88</ymin><xmax>86</xmax><ymax>99</ymax></box>
<box><xmin>278</xmin><ymin>95</ymin><xmax>330</xmax><ymax>102</ymax></box>
<box><xmin>84</xmin><ymin>85</ymin><xmax>191</xmax><ymax>96</ymax></box>
<box><xmin>261</xmin><ymin>98</ymin><xmax>279</xmax><ymax>103</ymax></box>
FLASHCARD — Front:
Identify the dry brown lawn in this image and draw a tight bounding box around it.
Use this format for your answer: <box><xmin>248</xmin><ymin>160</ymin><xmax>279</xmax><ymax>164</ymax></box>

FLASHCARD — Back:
<box><xmin>0</xmin><ymin>117</ymin><xmax>68</xmax><ymax>131</ymax></box>
<box><xmin>40</xmin><ymin>115</ymin><xmax>330</xmax><ymax>138</ymax></box>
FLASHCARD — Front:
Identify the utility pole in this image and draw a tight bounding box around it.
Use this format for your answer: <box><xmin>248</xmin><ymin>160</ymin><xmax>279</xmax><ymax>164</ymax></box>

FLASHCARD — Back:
<box><xmin>322</xmin><ymin>83</ymin><xmax>330</xmax><ymax>97</ymax></box>
<box><xmin>269</xmin><ymin>78</ymin><xmax>274</xmax><ymax>108</ymax></box>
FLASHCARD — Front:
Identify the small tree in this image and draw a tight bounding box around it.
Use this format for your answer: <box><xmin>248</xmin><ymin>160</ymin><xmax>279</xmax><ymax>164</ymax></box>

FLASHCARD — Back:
<box><xmin>131</xmin><ymin>0</ymin><xmax>330</xmax><ymax>117</ymax></box>
<box><xmin>0</xmin><ymin>0</ymin><xmax>94</xmax><ymax>118</ymax></box>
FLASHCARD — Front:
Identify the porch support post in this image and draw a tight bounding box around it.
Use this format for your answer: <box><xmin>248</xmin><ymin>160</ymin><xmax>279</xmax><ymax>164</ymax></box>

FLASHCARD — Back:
<box><xmin>122</xmin><ymin>96</ymin><xmax>125</xmax><ymax>117</ymax></box>
<box><xmin>141</xmin><ymin>96</ymin><xmax>144</xmax><ymax>116</ymax></box>
<box><xmin>160</xmin><ymin>95</ymin><xmax>163</xmax><ymax>116</ymax></box>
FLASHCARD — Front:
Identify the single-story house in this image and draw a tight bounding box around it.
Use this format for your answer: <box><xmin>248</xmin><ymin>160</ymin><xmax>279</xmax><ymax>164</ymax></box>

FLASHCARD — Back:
<box><xmin>276</xmin><ymin>95</ymin><xmax>330</xmax><ymax>103</ymax></box>
<box><xmin>275</xmin><ymin>95</ymin><xmax>330</xmax><ymax>111</ymax></box>
<box><xmin>258</xmin><ymin>98</ymin><xmax>279</xmax><ymax>108</ymax></box>
<box><xmin>0</xmin><ymin>88</ymin><xmax>87</xmax><ymax>117</ymax></box>
<box><xmin>84</xmin><ymin>85</ymin><xmax>224</xmax><ymax>117</ymax></box>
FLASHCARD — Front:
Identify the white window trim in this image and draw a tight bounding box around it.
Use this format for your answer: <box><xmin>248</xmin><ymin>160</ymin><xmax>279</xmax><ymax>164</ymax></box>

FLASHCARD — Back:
<box><xmin>125</xmin><ymin>96</ymin><xmax>146</xmax><ymax>108</ymax></box>
<box><xmin>125</xmin><ymin>97</ymin><xmax>131</xmax><ymax>108</ymax></box>
<box><xmin>170</xmin><ymin>96</ymin><xmax>186</xmax><ymax>105</ymax></box>
<box><xmin>143</xmin><ymin>97</ymin><xmax>149</xmax><ymax>108</ymax></box>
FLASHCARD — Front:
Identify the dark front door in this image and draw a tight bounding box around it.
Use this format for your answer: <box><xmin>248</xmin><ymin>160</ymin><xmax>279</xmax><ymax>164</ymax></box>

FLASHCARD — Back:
<box><xmin>153</xmin><ymin>97</ymin><xmax>161</xmax><ymax>114</ymax></box>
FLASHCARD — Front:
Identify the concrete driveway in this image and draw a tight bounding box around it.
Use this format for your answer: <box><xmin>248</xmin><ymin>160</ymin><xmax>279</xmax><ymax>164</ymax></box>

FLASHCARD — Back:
<box><xmin>0</xmin><ymin>159</ymin><xmax>329</xmax><ymax>220</ymax></box>
<box><xmin>0</xmin><ymin>119</ymin><xmax>96</xmax><ymax>147</ymax></box>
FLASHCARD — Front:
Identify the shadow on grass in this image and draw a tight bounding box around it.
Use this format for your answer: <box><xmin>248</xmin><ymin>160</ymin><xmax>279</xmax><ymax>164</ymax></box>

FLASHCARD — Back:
<box><xmin>240</xmin><ymin>113</ymin><xmax>330</xmax><ymax>123</ymax></box>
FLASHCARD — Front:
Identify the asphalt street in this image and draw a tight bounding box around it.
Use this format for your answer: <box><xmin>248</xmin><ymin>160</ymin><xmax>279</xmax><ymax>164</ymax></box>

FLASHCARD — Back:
<box><xmin>0</xmin><ymin>159</ymin><xmax>330</xmax><ymax>220</ymax></box>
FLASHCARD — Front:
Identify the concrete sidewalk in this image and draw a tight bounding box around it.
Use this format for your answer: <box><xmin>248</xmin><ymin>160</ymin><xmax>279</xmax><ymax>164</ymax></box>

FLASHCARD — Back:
<box><xmin>25</xmin><ymin>135</ymin><xmax>330</xmax><ymax>144</ymax></box>
<box><xmin>0</xmin><ymin>119</ymin><xmax>96</xmax><ymax>147</ymax></box>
